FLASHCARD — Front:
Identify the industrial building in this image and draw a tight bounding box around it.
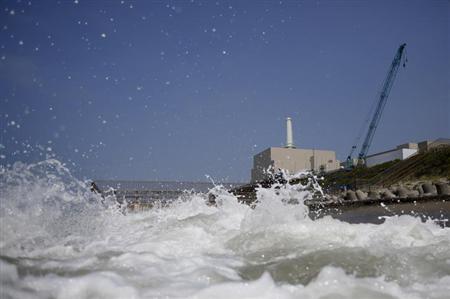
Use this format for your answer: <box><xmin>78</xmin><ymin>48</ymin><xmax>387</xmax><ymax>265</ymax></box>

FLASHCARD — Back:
<box><xmin>251</xmin><ymin>118</ymin><xmax>340</xmax><ymax>182</ymax></box>
<box><xmin>365</xmin><ymin>143</ymin><xmax>418</xmax><ymax>167</ymax></box>
<box><xmin>365</xmin><ymin>138</ymin><xmax>450</xmax><ymax>167</ymax></box>
<box><xmin>418</xmin><ymin>138</ymin><xmax>450</xmax><ymax>153</ymax></box>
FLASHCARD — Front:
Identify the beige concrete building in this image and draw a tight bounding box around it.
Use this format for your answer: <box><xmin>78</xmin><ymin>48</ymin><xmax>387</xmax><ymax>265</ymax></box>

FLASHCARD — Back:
<box><xmin>251</xmin><ymin>147</ymin><xmax>340</xmax><ymax>182</ymax></box>
<box><xmin>418</xmin><ymin>138</ymin><xmax>450</xmax><ymax>153</ymax></box>
<box><xmin>250</xmin><ymin>117</ymin><xmax>340</xmax><ymax>182</ymax></box>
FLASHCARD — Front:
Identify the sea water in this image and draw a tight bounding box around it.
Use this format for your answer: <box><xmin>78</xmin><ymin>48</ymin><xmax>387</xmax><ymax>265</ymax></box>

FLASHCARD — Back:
<box><xmin>1</xmin><ymin>160</ymin><xmax>449</xmax><ymax>299</ymax></box>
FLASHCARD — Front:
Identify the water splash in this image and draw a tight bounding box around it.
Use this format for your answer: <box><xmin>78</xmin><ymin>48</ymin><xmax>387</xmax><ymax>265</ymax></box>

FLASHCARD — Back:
<box><xmin>0</xmin><ymin>159</ymin><xmax>120</xmax><ymax>256</ymax></box>
<box><xmin>1</xmin><ymin>160</ymin><xmax>449</xmax><ymax>299</ymax></box>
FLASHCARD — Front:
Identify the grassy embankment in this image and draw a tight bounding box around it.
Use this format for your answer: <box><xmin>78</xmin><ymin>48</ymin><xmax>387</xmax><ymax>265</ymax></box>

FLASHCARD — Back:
<box><xmin>323</xmin><ymin>146</ymin><xmax>450</xmax><ymax>191</ymax></box>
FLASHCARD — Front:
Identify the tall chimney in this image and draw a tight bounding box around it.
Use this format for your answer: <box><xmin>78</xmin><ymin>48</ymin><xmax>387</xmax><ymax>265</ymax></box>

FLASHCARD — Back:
<box><xmin>285</xmin><ymin>117</ymin><xmax>295</xmax><ymax>148</ymax></box>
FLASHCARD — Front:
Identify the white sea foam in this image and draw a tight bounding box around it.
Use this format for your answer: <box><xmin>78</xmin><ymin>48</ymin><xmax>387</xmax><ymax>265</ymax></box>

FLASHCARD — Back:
<box><xmin>1</xmin><ymin>160</ymin><xmax>449</xmax><ymax>299</ymax></box>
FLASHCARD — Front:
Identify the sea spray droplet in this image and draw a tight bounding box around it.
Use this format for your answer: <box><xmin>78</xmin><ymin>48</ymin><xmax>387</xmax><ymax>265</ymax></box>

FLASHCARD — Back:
<box><xmin>0</xmin><ymin>160</ymin><xmax>449</xmax><ymax>298</ymax></box>
<box><xmin>0</xmin><ymin>160</ymin><xmax>118</xmax><ymax>256</ymax></box>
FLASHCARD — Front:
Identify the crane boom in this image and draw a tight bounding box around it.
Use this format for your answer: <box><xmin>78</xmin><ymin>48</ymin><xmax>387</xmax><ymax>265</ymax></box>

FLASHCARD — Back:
<box><xmin>357</xmin><ymin>43</ymin><xmax>407</xmax><ymax>161</ymax></box>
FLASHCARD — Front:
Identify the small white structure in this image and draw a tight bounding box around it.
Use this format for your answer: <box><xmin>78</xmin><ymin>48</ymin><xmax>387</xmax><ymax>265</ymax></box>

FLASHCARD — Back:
<box><xmin>365</xmin><ymin>143</ymin><xmax>418</xmax><ymax>167</ymax></box>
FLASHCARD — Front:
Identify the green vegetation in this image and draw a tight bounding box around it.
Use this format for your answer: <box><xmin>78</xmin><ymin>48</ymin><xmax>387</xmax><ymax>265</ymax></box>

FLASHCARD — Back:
<box><xmin>413</xmin><ymin>146</ymin><xmax>450</xmax><ymax>178</ymax></box>
<box><xmin>322</xmin><ymin>146</ymin><xmax>450</xmax><ymax>191</ymax></box>
<box><xmin>322</xmin><ymin>160</ymin><xmax>400</xmax><ymax>190</ymax></box>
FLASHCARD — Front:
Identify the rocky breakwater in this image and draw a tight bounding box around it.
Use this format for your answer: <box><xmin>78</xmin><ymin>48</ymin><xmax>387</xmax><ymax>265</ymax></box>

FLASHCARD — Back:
<box><xmin>226</xmin><ymin>177</ymin><xmax>450</xmax><ymax>227</ymax></box>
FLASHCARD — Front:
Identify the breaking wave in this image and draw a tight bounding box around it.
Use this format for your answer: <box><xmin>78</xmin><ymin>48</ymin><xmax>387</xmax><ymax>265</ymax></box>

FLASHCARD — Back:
<box><xmin>1</xmin><ymin>160</ymin><xmax>449</xmax><ymax>299</ymax></box>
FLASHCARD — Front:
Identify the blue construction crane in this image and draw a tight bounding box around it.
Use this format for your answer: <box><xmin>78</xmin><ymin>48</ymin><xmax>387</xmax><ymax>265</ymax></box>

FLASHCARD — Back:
<box><xmin>347</xmin><ymin>43</ymin><xmax>407</xmax><ymax>167</ymax></box>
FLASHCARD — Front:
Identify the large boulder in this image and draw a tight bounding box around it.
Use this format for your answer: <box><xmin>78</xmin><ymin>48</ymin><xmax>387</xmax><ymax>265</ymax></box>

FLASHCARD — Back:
<box><xmin>344</xmin><ymin>190</ymin><xmax>357</xmax><ymax>201</ymax></box>
<box><xmin>367</xmin><ymin>190</ymin><xmax>380</xmax><ymax>199</ymax></box>
<box><xmin>396</xmin><ymin>186</ymin><xmax>409</xmax><ymax>198</ymax></box>
<box><xmin>415</xmin><ymin>184</ymin><xmax>424</xmax><ymax>196</ymax></box>
<box><xmin>435</xmin><ymin>183</ymin><xmax>450</xmax><ymax>195</ymax></box>
<box><xmin>407</xmin><ymin>190</ymin><xmax>420</xmax><ymax>198</ymax></box>
<box><xmin>355</xmin><ymin>190</ymin><xmax>367</xmax><ymax>200</ymax></box>
<box><xmin>422</xmin><ymin>183</ymin><xmax>437</xmax><ymax>195</ymax></box>
<box><xmin>327</xmin><ymin>195</ymin><xmax>340</xmax><ymax>202</ymax></box>
<box><xmin>381</xmin><ymin>190</ymin><xmax>396</xmax><ymax>199</ymax></box>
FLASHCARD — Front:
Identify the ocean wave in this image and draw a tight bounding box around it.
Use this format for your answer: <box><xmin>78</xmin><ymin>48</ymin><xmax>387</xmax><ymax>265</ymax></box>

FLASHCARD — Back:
<box><xmin>1</xmin><ymin>160</ymin><xmax>449</xmax><ymax>299</ymax></box>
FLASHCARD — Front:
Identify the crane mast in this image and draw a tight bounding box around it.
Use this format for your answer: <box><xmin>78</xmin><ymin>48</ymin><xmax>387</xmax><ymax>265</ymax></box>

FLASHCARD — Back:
<box><xmin>349</xmin><ymin>43</ymin><xmax>407</xmax><ymax>166</ymax></box>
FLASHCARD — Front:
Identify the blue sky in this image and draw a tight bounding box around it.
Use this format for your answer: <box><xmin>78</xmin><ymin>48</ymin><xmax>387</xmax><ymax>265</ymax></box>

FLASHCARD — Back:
<box><xmin>0</xmin><ymin>0</ymin><xmax>448</xmax><ymax>182</ymax></box>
